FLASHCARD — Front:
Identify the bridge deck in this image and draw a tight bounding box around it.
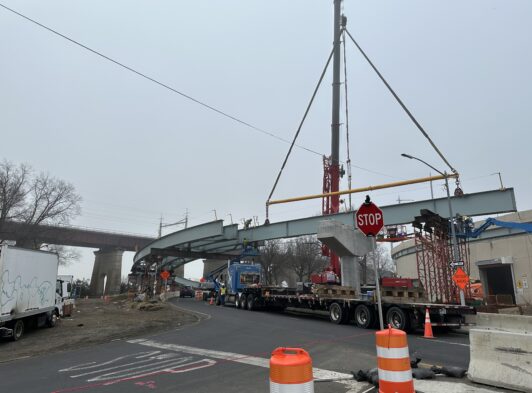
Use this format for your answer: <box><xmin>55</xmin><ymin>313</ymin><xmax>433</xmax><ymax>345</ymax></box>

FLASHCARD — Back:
<box><xmin>132</xmin><ymin>188</ymin><xmax>517</xmax><ymax>272</ymax></box>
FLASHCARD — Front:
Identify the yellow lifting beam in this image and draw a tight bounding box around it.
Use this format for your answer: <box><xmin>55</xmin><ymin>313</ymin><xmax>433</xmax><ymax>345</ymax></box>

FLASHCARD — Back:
<box><xmin>267</xmin><ymin>173</ymin><xmax>459</xmax><ymax>206</ymax></box>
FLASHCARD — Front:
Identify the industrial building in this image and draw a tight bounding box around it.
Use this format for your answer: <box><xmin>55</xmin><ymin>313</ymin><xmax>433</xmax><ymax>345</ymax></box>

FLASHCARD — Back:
<box><xmin>392</xmin><ymin>210</ymin><xmax>532</xmax><ymax>305</ymax></box>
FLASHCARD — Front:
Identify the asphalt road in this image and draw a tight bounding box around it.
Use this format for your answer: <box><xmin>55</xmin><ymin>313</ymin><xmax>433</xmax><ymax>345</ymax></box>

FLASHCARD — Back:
<box><xmin>0</xmin><ymin>298</ymin><xmax>474</xmax><ymax>393</ymax></box>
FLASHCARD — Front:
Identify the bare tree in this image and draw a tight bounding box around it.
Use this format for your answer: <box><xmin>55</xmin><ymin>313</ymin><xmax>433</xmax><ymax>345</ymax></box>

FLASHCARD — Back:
<box><xmin>43</xmin><ymin>244</ymin><xmax>81</xmax><ymax>266</ymax></box>
<box><xmin>286</xmin><ymin>236</ymin><xmax>328</xmax><ymax>282</ymax></box>
<box><xmin>0</xmin><ymin>160</ymin><xmax>81</xmax><ymax>248</ymax></box>
<box><xmin>0</xmin><ymin>161</ymin><xmax>30</xmax><ymax>231</ymax></box>
<box><xmin>365</xmin><ymin>243</ymin><xmax>396</xmax><ymax>283</ymax></box>
<box><xmin>258</xmin><ymin>239</ymin><xmax>286</xmax><ymax>285</ymax></box>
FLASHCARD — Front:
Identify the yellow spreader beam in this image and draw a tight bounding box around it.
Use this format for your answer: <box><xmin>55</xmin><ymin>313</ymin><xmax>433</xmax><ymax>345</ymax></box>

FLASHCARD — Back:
<box><xmin>267</xmin><ymin>173</ymin><xmax>459</xmax><ymax>206</ymax></box>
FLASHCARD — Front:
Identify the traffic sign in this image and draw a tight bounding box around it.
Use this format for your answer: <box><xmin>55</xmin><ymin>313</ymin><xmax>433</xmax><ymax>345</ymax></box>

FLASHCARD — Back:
<box><xmin>452</xmin><ymin>267</ymin><xmax>469</xmax><ymax>290</ymax></box>
<box><xmin>160</xmin><ymin>270</ymin><xmax>170</xmax><ymax>280</ymax></box>
<box><xmin>450</xmin><ymin>260</ymin><xmax>465</xmax><ymax>268</ymax></box>
<box><xmin>356</xmin><ymin>200</ymin><xmax>384</xmax><ymax>237</ymax></box>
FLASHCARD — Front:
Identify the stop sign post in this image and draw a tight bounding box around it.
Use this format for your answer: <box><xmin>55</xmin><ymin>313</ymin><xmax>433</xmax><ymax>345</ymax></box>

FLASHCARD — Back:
<box><xmin>356</xmin><ymin>196</ymin><xmax>385</xmax><ymax>329</ymax></box>
<box><xmin>160</xmin><ymin>270</ymin><xmax>170</xmax><ymax>293</ymax></box>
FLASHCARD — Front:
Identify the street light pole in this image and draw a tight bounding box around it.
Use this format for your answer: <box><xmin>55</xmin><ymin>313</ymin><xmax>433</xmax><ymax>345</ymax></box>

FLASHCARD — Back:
<box><xmin>401</xmin><ymin>154</ymin><xmax>466</xmax><ymax>306</ymax></box>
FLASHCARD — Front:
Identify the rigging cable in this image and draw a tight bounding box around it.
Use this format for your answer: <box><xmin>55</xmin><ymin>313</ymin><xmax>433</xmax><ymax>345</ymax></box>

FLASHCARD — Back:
<box><xmin>266</xmin><ymin>43</ymin><xmax>337</xmax><ymax>219</ymax></box>
<box><xmin>344</xmin><ymin>28</ymin><xmax>458</xmax><ymax>176</ymax></box>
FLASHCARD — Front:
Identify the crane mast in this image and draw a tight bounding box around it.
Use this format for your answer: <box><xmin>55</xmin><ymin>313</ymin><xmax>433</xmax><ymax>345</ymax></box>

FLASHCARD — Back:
<box><xmin>321</xmin><ymin>0</ymin><xmax>343</xmax><ymax>280</ymax></box>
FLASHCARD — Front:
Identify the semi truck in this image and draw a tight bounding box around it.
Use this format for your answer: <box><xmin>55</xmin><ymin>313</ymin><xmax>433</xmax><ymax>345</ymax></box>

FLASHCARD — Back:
<box><xmin>0</xmin><ymin>245</ymin><xmax>69</xmax><ymax>340</ymax></box>
<box><xmin>216</xmin><ymin>260</ymin><xmax>475</xmax><ymax>332</ymax></box>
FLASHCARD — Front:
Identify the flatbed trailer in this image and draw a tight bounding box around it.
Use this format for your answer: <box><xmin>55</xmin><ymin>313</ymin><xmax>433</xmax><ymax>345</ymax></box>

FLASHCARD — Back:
<box><xmin>225</xmin><ymin>285</ymin><xmax>475</xmax><ymax>332</ymax></box>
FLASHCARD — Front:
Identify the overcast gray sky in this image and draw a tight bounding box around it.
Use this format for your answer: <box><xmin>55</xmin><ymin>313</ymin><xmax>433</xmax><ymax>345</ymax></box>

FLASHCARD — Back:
<box><xmin>1</xmin><ymin>1</ymin><xmax>531</xmax><ymax>280</ymax></box>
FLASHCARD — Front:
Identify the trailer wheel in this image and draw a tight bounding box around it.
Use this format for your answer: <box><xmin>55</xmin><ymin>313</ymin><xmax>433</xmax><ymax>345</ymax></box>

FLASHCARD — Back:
<box><xmin>247</xmin><ymin>294</ymin><xmax>255</xmax><ymax>311</ymax></box>
<box><xmin>386</xmin><ymin>307</ymin><xmax>411</xmax><ymax>332</ymax></box>
<box><xmin>46</xmin><ymin>311</ymin><xmax>58</xmax><ymax>328</ymax></box>
<box><xmin>12</xmin><ymin>320</ymin><xmax>24</xmax><ymax>341</ymax></box>
<box><xmin>329</xmin><ymin>303</ymin><xmax>348</xmax><ymax>324</ymax></box>
<box><xmin>354</xmin><ymin>304</ymin><xmax>374</xmax><ymax>329</ymax></box>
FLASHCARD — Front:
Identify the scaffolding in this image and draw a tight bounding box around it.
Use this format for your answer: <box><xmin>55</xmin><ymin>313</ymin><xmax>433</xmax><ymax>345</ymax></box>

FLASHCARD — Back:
<box><xmin>413</xmin><ymin>210</ymin><xmax>471</xmax><ymax>304</ymax></box>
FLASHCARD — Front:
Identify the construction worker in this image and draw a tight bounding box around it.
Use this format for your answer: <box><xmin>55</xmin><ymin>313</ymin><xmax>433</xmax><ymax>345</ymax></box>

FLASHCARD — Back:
<box><xmin>220</xmin><ymin>284</ymin><xmax>226</xmax><ymax>306</ymax></box>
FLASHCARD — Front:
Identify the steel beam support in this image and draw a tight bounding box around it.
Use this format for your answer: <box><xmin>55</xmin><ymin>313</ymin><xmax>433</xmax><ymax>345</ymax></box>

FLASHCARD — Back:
<box><xmin>134</xmin><ymin>220</ymin><xmax>227</xmax><ymax>262</ymax></box>
<box><xmin>237</xmin><ymin>189</ymin><xmax>516</xmax><ymax>243</ymax></box>
<box><xmin>150</xmin><ymin>248</ymin><xmax>237</xmax><ymax>260</ymax></box>
<box><xmin>133</xmin><ymin>189</ymin><xmax>516</xmax><ymax>265</ymax></box>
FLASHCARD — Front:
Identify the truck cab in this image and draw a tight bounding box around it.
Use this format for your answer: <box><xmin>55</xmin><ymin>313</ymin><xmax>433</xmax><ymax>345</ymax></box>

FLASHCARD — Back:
<box><xmin>56</xmin><ymin>276</ymin><xmax>75</xmax><ymax>318</ymax></box>
<box><xmin>223</xmin><ymin>263</ymin><xmax>262</xmax><ymax>307</ymax></box>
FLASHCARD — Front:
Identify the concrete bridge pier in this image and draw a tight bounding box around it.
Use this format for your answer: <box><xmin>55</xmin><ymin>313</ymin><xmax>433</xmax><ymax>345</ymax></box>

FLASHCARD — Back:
<box><xmin>173</xmin><ymin>265</ymin><xmax>185</xmax><ymax>278</ymax></box>
<box><xmin>89</xmin><ymin>248</ymin><xmax>123</xmax><ymax>296</ymax></box>
<box><xmin>203</xmin><ymin>259</ymin><xmax>228</xmax><ymax>280</ymax></box>
<box><xmin>317</xmin><ymin>220</ymin><xmax>373</xmax><ymax>294</ymax></box>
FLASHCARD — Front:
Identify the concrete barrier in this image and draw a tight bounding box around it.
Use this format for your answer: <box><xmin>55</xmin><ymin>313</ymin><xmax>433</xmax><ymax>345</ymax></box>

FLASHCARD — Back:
<box><xmin>468</xmin><ymin>312</ymin><xmax>532</xmax><ymax>392</ymax></box>
<box><xmin>159</xmin><ymin>291</ymin><xmax>180</xmax><ymax>302</ymax></box>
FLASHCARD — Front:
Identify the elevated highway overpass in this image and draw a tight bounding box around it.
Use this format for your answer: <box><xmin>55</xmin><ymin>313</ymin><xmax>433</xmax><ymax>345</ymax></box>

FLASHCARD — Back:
<box><xmin>0</xmin><ymin>221</ymin><xmax>155</xmax><ymax>296</ymax></box>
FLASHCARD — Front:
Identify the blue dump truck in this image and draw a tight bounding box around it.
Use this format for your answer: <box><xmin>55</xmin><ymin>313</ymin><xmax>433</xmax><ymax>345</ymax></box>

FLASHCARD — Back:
<box><xmin>215</xmin><ymin>259</ymin><xmax>475</xmax><ymax>332</ymax></box>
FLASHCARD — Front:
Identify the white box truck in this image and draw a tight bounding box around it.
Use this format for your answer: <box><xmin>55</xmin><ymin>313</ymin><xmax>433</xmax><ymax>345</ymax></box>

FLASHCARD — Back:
<box><xmin>0</xmin><ymin>245</ymin><xmax>65</xmax><ymax>340</ymax></box>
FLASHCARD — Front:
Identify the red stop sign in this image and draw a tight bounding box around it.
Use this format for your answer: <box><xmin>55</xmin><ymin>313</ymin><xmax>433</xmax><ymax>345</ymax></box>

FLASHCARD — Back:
<box><xmin>356</xmin><ymin>202</ymin><xmax>384</xmax><ymax>236</ymax></box>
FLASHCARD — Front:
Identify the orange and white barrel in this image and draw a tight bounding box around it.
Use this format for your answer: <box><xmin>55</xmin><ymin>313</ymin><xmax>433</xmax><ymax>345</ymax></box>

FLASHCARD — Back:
<box><xmin>375</xmin><ymin>326</ymin><xmax>414</xmax><ymax>393</ymax></box>
<box><xmin>269</xmin><ymin>347</ymin><xmax>314</xmax><ymax>393</ymax></box>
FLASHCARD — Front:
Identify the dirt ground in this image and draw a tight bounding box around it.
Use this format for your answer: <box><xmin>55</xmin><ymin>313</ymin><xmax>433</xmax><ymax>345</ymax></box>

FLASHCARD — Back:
<box><xmin>0</xmin><ymin>295</ymin><xmax>198</xmax><ymax>363</ymax></box>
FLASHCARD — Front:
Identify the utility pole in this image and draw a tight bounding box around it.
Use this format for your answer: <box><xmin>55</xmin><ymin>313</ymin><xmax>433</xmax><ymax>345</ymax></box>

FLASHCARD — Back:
<box><xmin>158</xmin><ymin>211</ymin><xmax>188</xmax><ymax>237</ymax></box>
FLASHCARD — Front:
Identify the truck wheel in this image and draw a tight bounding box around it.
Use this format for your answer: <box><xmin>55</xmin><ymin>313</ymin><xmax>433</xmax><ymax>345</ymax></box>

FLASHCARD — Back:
<box><xmin>46</xmin><ymin>311</ymin><xmax>58</xmax><ymax>328</ymax></box>
<box><xmin>247</xmin><ymin>294</ymin><xmax>255</xmax><ymax>311</ymax></box>
<box><xmin>12</xmin><ymin>320</ymin><xmax>24</xmax><ymax>341</ymax></box>
<box><xmin>240</xmin><ymin>294</ymin><xmax>248</xmax><ymax>310</ymax></box>
<box><xmin>354</xmin><ymin>304</ymin><xmax>375</xmax><ymax>329</ymax></box>
<box><xmin>329</xmin><ymin>303</ymin><xmax>348</xmax><ymax>324</ymax></box>
<box><xmin>386</xmin><ymin>307</ymin><xmax>411</xmax><ymax>332</ymax></box>
<box><xmin>235</xmin><ymin>294</ymin><xmax>241</xmax><ymax>309</ymax></box>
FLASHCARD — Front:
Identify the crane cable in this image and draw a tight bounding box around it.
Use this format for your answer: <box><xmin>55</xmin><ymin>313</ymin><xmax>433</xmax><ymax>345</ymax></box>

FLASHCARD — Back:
<box><xmin>265</xmin><ymin>43</ymin><xmax>338</xmax><ymax>220</ymax></box>
<box><xmin>344</xmin><ymin>28</ymin><xmax>458</xmax><ymax>177</ymax></box>
<box><xmin>342</xmin><ymin>30</ymin><xmax>353</xmax><ymax>211</ymax></box>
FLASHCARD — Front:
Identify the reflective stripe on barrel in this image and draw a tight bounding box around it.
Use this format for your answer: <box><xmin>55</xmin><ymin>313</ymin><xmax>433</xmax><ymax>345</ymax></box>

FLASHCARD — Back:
<box><xmin>376</xmin><ymin>326</ymin><xmax>414</xmax><ymax>393</ymax></box>
<box><xmin>270</xmin><ymin>348</ymin><xmax>314</xmax><ymax>393</ymax></box>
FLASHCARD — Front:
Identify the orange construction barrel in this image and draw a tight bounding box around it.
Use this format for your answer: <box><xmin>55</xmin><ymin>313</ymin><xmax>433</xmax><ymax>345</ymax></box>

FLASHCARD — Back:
<box><xmin>270</xmin><ymin>347</ymin><xmax>314</xmax><ymax>393</ymax></box>
<box><xmin>375</xmin><ymin>325</ymin><xmax>414</xmax><ymax>393</ymax></box>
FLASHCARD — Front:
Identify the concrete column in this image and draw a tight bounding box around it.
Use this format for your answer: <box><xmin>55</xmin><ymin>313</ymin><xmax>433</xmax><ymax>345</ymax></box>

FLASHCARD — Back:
<box><xmin>173</xmin><ymin>265</ymin><xmax>185</xmax><ymax>278</ymax></box>
<box><xmin>89</xmin><ymin>248</ymin><xmax>123</xmax><ymax>296</ymax></box>
<box><xmin>340</xmin><ymin>256</ymin><xmax>360</xmax><ymax>293</ymax></box>
<box><xmin>202</xmin><ymin>259</ymin><xmax>227</xmax><ymax>279</ymax></box>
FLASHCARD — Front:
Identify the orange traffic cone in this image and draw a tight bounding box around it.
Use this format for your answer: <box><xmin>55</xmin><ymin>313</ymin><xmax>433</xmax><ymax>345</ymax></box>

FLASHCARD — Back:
<box><xmin>209</xmin><ymin>296</ymin><xmax>214</xmax><ymax>305</ymax></box>
<box><xmin>423</xmin><ymin>308</ymin><xmax>435</xmax><ymax>339</ymax></box>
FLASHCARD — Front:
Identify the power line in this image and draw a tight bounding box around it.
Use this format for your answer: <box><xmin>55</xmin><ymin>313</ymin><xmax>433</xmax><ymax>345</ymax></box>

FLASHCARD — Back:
<box><xmin>0</xmin><ymin>3</ymin><xmax>398</xmax><ymax>180</ymax></box>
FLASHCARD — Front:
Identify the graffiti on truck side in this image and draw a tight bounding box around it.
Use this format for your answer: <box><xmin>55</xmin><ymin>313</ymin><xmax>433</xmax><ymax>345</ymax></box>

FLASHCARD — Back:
<box><xmin>0</xmin><ymin>270</ymin><xmax>53</xmax><ymax>311</ymax></box>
